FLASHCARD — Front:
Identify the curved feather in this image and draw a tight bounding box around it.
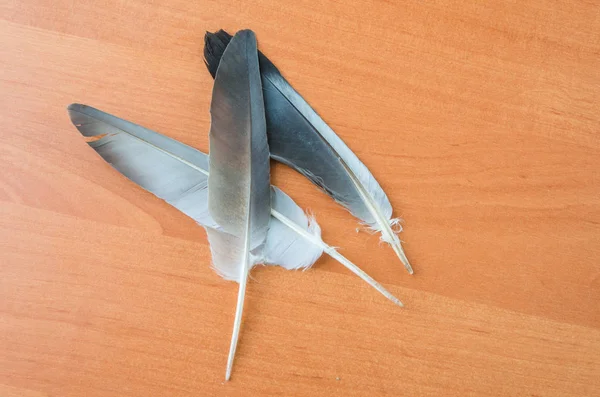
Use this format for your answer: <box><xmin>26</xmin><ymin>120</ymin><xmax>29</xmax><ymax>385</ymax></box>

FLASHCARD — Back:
<box><xmin>204</xmin><ymin>30</ymin><xmax>413</xmax><ymax>274</ymax></box>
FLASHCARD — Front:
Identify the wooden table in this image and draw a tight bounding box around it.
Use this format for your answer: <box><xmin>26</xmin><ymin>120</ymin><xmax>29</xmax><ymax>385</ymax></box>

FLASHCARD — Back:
<box><xmin>2</xmin><ymin>1</ymin><xmax>599</xmax><ymax>395</ymax></box>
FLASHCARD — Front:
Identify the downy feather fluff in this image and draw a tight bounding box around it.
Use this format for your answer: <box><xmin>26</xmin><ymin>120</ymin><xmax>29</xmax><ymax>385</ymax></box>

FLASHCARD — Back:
<box><xmin>204</xmin><ymin>30</ymin><xmax>413</xmax><ymax>274</ymax></box>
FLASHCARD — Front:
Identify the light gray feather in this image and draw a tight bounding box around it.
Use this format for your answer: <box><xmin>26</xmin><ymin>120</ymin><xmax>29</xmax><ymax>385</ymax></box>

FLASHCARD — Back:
<box><xmin>68</xmin><ymin>103</ymin><xmax>218</xmax><ymax>229</ymax></box>
<box><xmin>67</xmin><ymin>103</ymin><xmax>323</xmax><ymax>279</ymax></box>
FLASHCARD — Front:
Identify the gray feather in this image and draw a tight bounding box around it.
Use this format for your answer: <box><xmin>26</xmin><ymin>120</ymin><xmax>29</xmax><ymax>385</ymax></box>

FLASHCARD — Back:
<box><xmin>68</xmin><ymin>103</ymin><xmax>218</xmax><ymax>229</ymax></box>
<box><xmin>208</xmin><ymin>30</ymin><xmax>270</xmax><ymax>253</ymax></box>
<box><xmin>207</xmin><ymin>30</ymin><xmax>273</xmax><ymax>380</ymax></box>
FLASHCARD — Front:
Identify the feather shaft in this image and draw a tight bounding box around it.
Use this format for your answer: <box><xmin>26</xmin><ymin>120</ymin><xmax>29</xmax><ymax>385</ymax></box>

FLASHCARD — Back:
<box><xmin>225</xmin><ymin>245</ymin><xmax>250</xmax><ymax>381</ymax></box>
<box><xmin>271</xmin><ymin>209</ymin><xmax>403</xmax><ymax>306</ymax></box>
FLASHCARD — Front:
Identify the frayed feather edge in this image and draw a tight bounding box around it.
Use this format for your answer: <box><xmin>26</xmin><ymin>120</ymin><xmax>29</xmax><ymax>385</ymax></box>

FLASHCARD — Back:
<box><xmin>358</xmin><ymin>217</ymin><xmax>403</xmax><ymax>235</ymax></box>
<box><xmin>299</xmin><ymin>213</ymin><xmax>324</xmax><ymax>272</ymax></box>
<box><xmin>209</xmin><ymin>255</ymin><xmax>262</xmax><ymax>283</ymax></box>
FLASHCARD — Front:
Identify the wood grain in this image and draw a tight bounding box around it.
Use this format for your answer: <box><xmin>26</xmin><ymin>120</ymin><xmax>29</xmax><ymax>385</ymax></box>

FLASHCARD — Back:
<box><xmin>1</xmin><ymin>0</ymin><xmax>599</xmax><ymax>395</ymax></box>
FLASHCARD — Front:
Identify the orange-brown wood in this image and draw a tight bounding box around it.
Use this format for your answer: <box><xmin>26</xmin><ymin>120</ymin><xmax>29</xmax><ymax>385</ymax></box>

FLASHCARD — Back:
<box><xmin>1</xmin><ymin>1</ymin><xmax>599</xmax><ymax>395</ymax></box>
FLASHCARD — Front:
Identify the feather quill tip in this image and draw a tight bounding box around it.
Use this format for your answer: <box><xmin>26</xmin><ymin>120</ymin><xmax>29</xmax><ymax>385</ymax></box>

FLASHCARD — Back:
<box><xmin>391</xmin><ymin>296</ymin><xmax>404</xmax><ymax>307</ymax></box>
<box><xmin>382</xmin><ymin>220</ymin><xmax>413</xmax><ymax>274</ymax></box>
<box><xmin>392</xmin><ymin>242</ymin><xmax>413</xmax><ymax>275</ymax></box>
<box><xmin>375</xmin><ymin>235</ymin><xmax>413</xmax><ymax>274</ymax></box>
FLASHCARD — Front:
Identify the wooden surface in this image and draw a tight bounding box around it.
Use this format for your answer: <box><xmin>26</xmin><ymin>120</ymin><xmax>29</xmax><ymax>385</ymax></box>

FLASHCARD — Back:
<box><xmin>1</xmin><ymin>0</ymin><xmax>600</xmax><ymax>395</ymax></box>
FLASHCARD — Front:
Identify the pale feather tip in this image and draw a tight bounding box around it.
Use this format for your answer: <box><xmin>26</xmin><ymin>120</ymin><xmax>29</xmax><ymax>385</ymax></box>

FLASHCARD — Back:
<box><xmin>381</xmin><ymin>232</ymin><xmax>413</xmax><ymax>274</ymax></box>
<box><xmin>392</xmin><ymin>296</ymin><xmax>405</xmax><ymax>307</ymax></box>
<box><xmin>392</xmin><ymin>242</ymin><xmax>413</xmax><ymax>275</ymax></box>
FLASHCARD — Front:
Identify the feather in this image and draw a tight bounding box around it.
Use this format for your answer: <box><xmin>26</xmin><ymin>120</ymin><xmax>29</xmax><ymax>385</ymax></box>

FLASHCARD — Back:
<box><xmin>207</xmin><ymin>30</ymin><xmax>271</xmax><ymax>380</ymax></box>
<box><xmin>68</xmin><ymin>103</ymin><xmax>325</xmax><ymax>274</ymax></box>
<box><xmin>67</xmin><ymin>103</ymin><xmax>403</xmax><ymax>301</ymax></box>
<box><xmin>204</xmin><ymin>30</ymin><xmax>413</xmax><ymax>274</ymax></box>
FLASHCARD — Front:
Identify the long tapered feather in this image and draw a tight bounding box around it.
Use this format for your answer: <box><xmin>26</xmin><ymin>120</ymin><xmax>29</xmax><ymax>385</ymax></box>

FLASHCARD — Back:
<box><xmin>67</xmin><ymin>103</ymin><xmax>403</xmax><ymax>303</ymax></box>
<box><xmin>204</xmin><ymin>30</ymin><xmax>413</xmax><ymax>274</ymax></box>
<box><xmin>68</xmin><ymin>103</ymin><xmax>323</xmax><ymax>276</ymax></box>
<box><xmin>207</xmin><ymin>30</ymin><xmax>271</xmax><ymax>380</ymax></box>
